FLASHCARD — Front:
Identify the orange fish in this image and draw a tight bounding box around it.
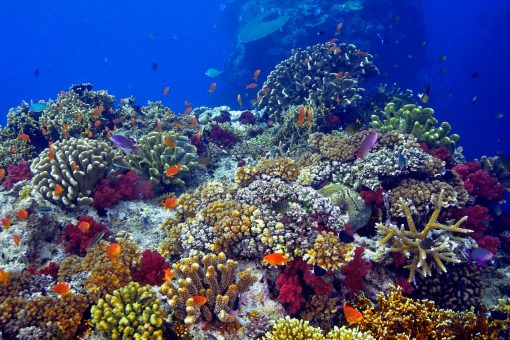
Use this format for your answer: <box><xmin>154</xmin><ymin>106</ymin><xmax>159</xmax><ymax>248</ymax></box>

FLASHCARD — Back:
<box><xmin>237</xmin><ymin>93</ymin><xmax>243</xmax><ymax>108</ymax></box>
<box><xmin>164</xmin><ymin>268</ymin><xmax>174</xmax><ymax>281</ymax></box>
<box><xmin>54</xmin><ymin>184</ymin><xmax>64</xmax><ymax>197</ymax></box>
<box><xmin>0</xmin><ymin>269</ymin><xmax>9</xmax><ymax>287</ymax></box>
<box><xmin>130</xmin><ymin>116</ymin><xmax>136</xmax><ymax>127</ymax></box>
<box><xmin>190</xmin><ymin>117</ymin><xmax>198</xmax><ymax>129</ymax></box>
<box><xmin>16</xmin><ymin>210</ymin><xmax>28</xmax><ymax>221</ymax></box>
<box><xmin>164</xmin><ymin>136</ymin><xmax>175</xmax><ymax>148</ymax></box>
<box><xmin>48</xmin><ymin>143</ymin><xmax>55</xmax><ymax>161</ymax></box>
<box><xmin>92</xmin><ymin>105</ymin><xmax>104</xmax><ymax>119</ymax></box>
<box><xmin>94</xmin><ymin>120</ymin><xmax>101</xmax><ymax>127</ymax></box>
<box><xmin>162</xmin><ymin>197</ymin><xmax>178</xmax><ymax>210</ymax></box>
<box><xmin>329</xmin><ymin>38</ymin><xmax>339</xmax><ymax>43</ymax></box>
<box><xmin>262</xmin><ymin>253</ymin><xmax>289</xmax><ymax>266</ymax></box>
<box><xmin>77</xmin><ymin>221</ymin><xmax>91</xmax><ymax>233</ymax></box>
<box><xmin>334</xmin><ymin>47</ymin><xmax>342</xmax><ymax>54</ymax></box>
<box><xmin>76</xmin><ymin>114</ymin><xmax>83</xmax><ymax>122</ymax></box>
<box><xmin>88</xmin><ymin>130</ymin><xmax>94</xmax><ymax>138</ymax></box>
<box><xmin>156</xmin><ymin>118</ymin><xmax>162</xmax><ymax>133</ymax></box>
<box><xmin>106</xmin><ymin>243</ymin><xmax>121</xmax><ymax>263</ymax></box>
<box><xmin>261</xmin><ymin>86</ymin><xmax>270</xmax><ymax>94</ymax></box>
<box><xmin>297</xmin><ymin>106</ymin><xmax>306</xmax><ymax>126</ymax></box>
<box><xmin>19</xmin><ymin>133</ymin><xmax>31</xmax><ymax>142</ymax></box>
<box><xmin>0</xmin><ymin>168</ymin><xmax>5</xmax><ymax>182</ymax></box>
<box><xmin>41</xmin><ymin>126</ymin><xmax>47</xmax><ymax>134</ymax></box>
<box><xmin>165</xmin><ymin>164</ymin><xmax>182</xmax><ymax>177</ymax></box>
<box><xmin>355</xmin><ymin>51</ymin><xmax>369</xmax><ymax>57</ymax></box>
<box><xmin>52</xmin><ymin>282</ymin><xmax>71</xmax><ymax>296</ymax></box>
<box><xmin>163</xmin><ymin>86</ymin><xmax>170</xmax><ymax>95</ymax></box>
<box><xmin>71</xmin><ymin>162</ymin><xmax>79</xmax><ymax>170</ymax></box>
<box><xmin>246</xmin><ymin>83</ymin><xmax>258</xmax><ymax>89</ymax></box>
<box><xmin>192</xmin><ymin>295</ymin><xmax>208</xmax><ymax>306</ymax></box>
<box><xmin>208</xmin><ymin>82</ymin><xmax>216</xmax><ymax>94</ymax></box>
<box><xmin>184</xmin><ymin>101</ymin><xmax>192</xmax><ymax>106</ymax></box>
<box><xmin>184</xmin><ymin>107</ymin><xmax>192</xmax><ymax>116</ymax></box>
<box><xmin>253</xmin><ymin>69</ymin><xmax>261</xmax><ymax>81</ymax></box>
<box><xmin>335</xmin><ymin>22</ymin><xmax>343</xmax><ymax>35</ymax></box>
<box><xmin>343</xmin><ymin>303</ymin><xmax>363</xmax><ymax>324</ymax></box>
<box><xmin>193</xmin><ymin>129</ymin><xmax>202</xmax><ymax>141</ymax></box>
<box><xmin>306</xmin><ymin>107</ymin><xmax>313</xmax><ymax>126</ymax></box>
<box><xmin>13</xmin><ymin>234</ymin><xmax>20</xmax><ymax>246</ymax></box>
<box><xmin>2</xmin><ymin>217</ymin><xmax>12</xmax><ymax>229</ymax></box>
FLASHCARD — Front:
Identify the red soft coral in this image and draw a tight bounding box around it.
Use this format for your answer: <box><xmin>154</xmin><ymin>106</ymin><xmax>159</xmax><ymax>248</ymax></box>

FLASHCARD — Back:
<box><xmin>453</xmin><ymin>162</ymin><xmax>504</xmax><ymax>201</ymax></box>
<box><xmin>28</xmin><ymin>262</ymin><xmax>59</xmax><ymax>279</ymax></box>
<box><xmin>2</xmin><ymin>161</ymin><xmax>33</xmax><ymax>190</ymax></box>
<box><xmin>131</xmin><ymin>250</ymin><xmax>169</xmax><ymax>286</ymax></box>
<box><xmin>209</xmin><ymin>124</ymin><xmax>238</xmax><ymax>148</ymax></box>
<box><xmin>453</xmin><ymin>205</ymin><xmax>499</xmax><ymax>254</ymax></box>
<box><xmin>420</xmin><ymin>143</ymin><xmax>451</xmax><ymax>161</ymax></box>
<box><xmin>61</xmin><ymin>216</ymin><xmax>109</xmax><ymax>255</ymax></box>
<box><xmin>360</xmin><ymin>188</ymin><xmax>385</xmax><ymax>208</ymax></box>
<box><xmin>92</xmin><ymin>171</ymin><xmax>154</xmax><ymax>209</ymax></box>
<box><xmin>341</xmin><ymin>247</ymin><xmax>372</xmax><ymax>294</ymax></box>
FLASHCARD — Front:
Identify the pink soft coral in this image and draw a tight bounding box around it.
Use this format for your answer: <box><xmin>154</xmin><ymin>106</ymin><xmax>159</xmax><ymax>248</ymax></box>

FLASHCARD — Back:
<box><xmin>92</xmin><ymin>171</ymin><xmax>154</xmax><ymax>209</ymax></box>
<box><xmin>61</xmin><ymin>216</ymin><xmax>109</xmax><ymax>255</ymax></box>
<box><xmin>453</xmin><ymin>162</ymin><xmax>504</xmax><ymax>201</ymax></box>
<box><xmin>2</xmin><ymin>161</ymin><xmax>33</xmax><ymax>190</ymax></box>
<box><xmin>131</xmin><ymin>250</ymin><xmax>169</xmax><ymax>286</ymax></box>
<box><xmin>341</xmin><ymin>247</ymin><xmax>372</xmax><ymax>294</ymax></box>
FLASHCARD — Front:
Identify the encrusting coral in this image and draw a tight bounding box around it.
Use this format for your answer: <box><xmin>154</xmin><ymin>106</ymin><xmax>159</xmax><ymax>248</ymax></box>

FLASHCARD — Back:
<box><xmin>375</xmin><ymin>189</ymin><xmax>473</xmax><ymax>281</ymax></box>
<box><xmin>303</xmin><ymin>231</ymin><xmax>354</xmax><ymax>270</ymax></box>
<box><xmin>91</xmin><ymin>282</ymin><xmax>166</xmax><ymax>340</ymax></box>
<box><xmin>31</xmin><ymin>137</ymin><xmax>118</xmax><ymax>207</ymax></box>
<box><xmin>235</xmin><ymin>157</ymin><xmax>299</xmax><ymax>186</ymax></box>
<box><xmin>159</xmin><ymin>252</ymin><xmax>257</xmax><ymax>325</ymax></box>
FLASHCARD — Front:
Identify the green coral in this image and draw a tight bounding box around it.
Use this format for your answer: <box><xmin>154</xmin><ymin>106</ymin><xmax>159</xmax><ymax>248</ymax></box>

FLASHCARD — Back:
<box><xmin>91</xmin><ymin>282</ymin><xmax>166</xmax><ymax>340</ymax></box>
<box><xmin>370</xmin><ymin>102</ymin><xmax>459</xmax><ymax>148</ymax></box>
<box><xmin>116</xmin><ymin>131</ymin><xmax>197</xmax><ymax>190</ymax></box>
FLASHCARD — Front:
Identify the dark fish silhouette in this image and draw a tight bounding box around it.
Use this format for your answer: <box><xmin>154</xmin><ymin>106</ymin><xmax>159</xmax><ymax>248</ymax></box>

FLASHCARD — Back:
<box><xmin>33</xmin><ymin>69</ymin><xmax>40</xmax><ymax>77</ymax></box>
<box><xmin>152</xmin><ymin>62</ymin><xmax>158</xmax><ymax>71</ymax></box>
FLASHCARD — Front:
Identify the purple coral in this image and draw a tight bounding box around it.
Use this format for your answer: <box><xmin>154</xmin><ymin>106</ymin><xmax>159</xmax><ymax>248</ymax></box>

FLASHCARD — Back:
<box><xmin>209</xmin><ymin>124</ymin><xmax>238</xmax><ymax>148</ymax></box>
<box><xmin>2</xmin><ymin>161</ymin><xmax>33</xmax><ymax>190</ymax></box>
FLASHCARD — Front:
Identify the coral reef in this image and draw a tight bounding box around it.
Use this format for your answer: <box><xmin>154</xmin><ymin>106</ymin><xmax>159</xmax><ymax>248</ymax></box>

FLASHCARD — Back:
<box><xmin>453</xmin><ymin>161</ymin><xmax>505</xmax><ymax>201</ymax></box>
<box><xmin>341</xmin><ymin>247</ymin><xmax>372</xmax><ymax>294</ymax></box>
<box><xmin>61</xmin><ymin>215</ymin><xmax>109</xmax><ymax>255</ymax></box>
<box><xmin>2</xmin><ymin>161</ymin><xmax>33</xmax><ymax>190</ymax></box>
<box><xmin>131</xmin><ymin>249</ymin><xmax>169</xmax><ymax>286</ymax></box>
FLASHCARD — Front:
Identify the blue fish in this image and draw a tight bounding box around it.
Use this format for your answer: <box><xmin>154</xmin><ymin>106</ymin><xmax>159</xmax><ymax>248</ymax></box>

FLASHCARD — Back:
<box><xmin>205</xmin><ymin>68</ymin><xmax>223</xmax><ymax>77</ymax></box>
<box><xmin>467</xmin><ymin>247</ymin><xmax>494</xmax><ymax>267</ymax></box>
<box><xmin>398</xmin><ymin>153</ymin><xmax>407</xmax><ymax>170</ymax></box>
<box><xmin>29</xmin><ymin>103</ymin><xmax>49</xmax><ymax>113</ymax></box>
<box><xmin>109</xmin><ymin>135</ymin><xmax>140</xmax><ymax>155</ymax></box>
<box><xmin>35</xmin><ymin>206</ymin><xmax>52</xmax><ymax>214</ymax></box>
<box><xmin>142</xmin><ymin>216</ymin><xmax>150</xmax><ymax>229</ymax></box>
<box><xmin>314</xmin><ymin>7</ymin><xmax>321</xmax><ymax>16</ymax></box>
<box><xmin>338</xmin><ymin>230</ymin><xmax>354</xmax><ymax>243</ymax></box>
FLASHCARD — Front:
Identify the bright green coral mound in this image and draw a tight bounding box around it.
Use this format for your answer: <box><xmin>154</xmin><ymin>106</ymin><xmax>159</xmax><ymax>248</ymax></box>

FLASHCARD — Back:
<box><xmin>116</xmin><ymin>131</ymin><xmax>198</xmax><ymax>191</ymax></box>
<box><xmin>370</xmin><ymin>102</ymin><xmax>460</xmax><ymax>148</ymax></box>
<box><xmin>91</xmin><ymin>282</ymin><xmax>166</xmax><ymax>340</ymax></box>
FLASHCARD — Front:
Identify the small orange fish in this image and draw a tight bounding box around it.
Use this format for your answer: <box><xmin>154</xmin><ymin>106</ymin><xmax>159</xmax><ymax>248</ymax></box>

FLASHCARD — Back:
<box><xmin>208</xmin><ymin>82</ymin><xmax>216</xmax><ymax>94</ymax></box>
<box><xmin>262</xmin><ymin>253</ymin><xmax>289</xmax><ymax>266</ymax></box>
<box><xmin>297</xmin><ymin>106</ymin><xmax>306</xmax><ymax>126</ymax></box>
<box><xmin>335</xmin><ymin>22</ymin><xmax>343</xmax><ymax>35</ymax></box>
<box><xmin>41</xmin><ymin>126</ymin><xmax>47</xmax><ymax>134</ymax></box>
<box><xmin>343</xmin><ymin>302</ymin><xmax>363</xmax><ymax>324</ymax></box>
<box><xmin>2</xmin><ymin>217</ymin><xmax>12</xmax><ymax>229</ymax></box>
<box><xmin>54</xmin><ymin>184</ymin><xmax>64</xmax><ymax>197</ymax></box>
<box><xmin>0</xmin><ymin>269</ymin><xmax>9</xmax><ymax>287</ymax></box>
<box><xmin>77</xmin><ymin>221</ymin><xmax>90</xmax><ymax>233</ymax></box>
<box><xmin>10</xmin><ymin>146</ymin><xmax>17</xmax><ymax>153</ymax></box>
<box><xmin>163</xmin><ymin>86</ymin><xmax>170</xmax><ymax>95</ymax></box>
<box><xmin>130</xmin><ymin>116</ymin><xmax>135</xmax><ymax>127</ymax></box>
<box><xmin>253</xmin><ymin>69</ymin><xmax>261</xmax><ymax>81</ymax></box>
<box><xmin>0</xmin><ymin>168</ymin><xmax>5</xmax><ymax>182</ymax></box>
<box><xmin>106</xmin><ymin>243</ymin><xmax>121</xmax><ymax>263</ymax></box>
<box><xmin>165</xmin><ymin>164</ymin><xmax>182</xmax><ymax>177</ymax></box>
<box><xmin>355</xmin><ymin>51</ymin><xmax>369</xmax><ymax>57</ymax></box>
<box><xmin>156</xmin><ymin>118</ymin><xmax>162</xmax><ymax>133</ymax></box>
<box><xmin>190</xmin><ymin>117</ymin><xmax>198</xmax><ymax>129</ymax></box>
<box><xmin>306</xmin><ymin>107</ymin><xmax>313</xmax><ymax>126</ymax></box>
<box><xmin>71</xmin><ymin>162</ymin><xmax>79</xmax><ymax>170</ymax></box>
<box><xmin>93</xmin><ymin>105</ymin><xmax>104</xmax><ymax>119</ymax></box>
<box><xmin>13</xmin><ymin>234</ymin><xmax>20</xmax><ymax>246</ymax></box>
<box><xmin>184</xmin><ymin>107</ymin><xmax>192</xmax><ymax>116</ymax></box>
<box><xmin>192</xmin><ymin>295</ymin><xmax>208</xmax><ymax>306</ymax></box>
<box><xmin>329</xmin><ymin>38</ymin><xmax>339</xmax><ymax>43</ymax></box>
<box><xmin>164</xmin><ymin>136</ymin><xmax>175</xmax><ymax>148</ymax></box>
<box><xmin>48</xmin><ymin>143</ymin><xmax>55</xmax><ymax>161</ymax></box>
<box><xmin>334</xmin><ymin>47</ymin><xmax>342</xmax><ymax>54</ymax></box>
<box><xmin>88</xmin><ymin>130</ymin><xmax>94</xmax><ymax>138</ymax></box>
<box><xmin>94</xmin><ymin>120</ymin><xmax>101</xmax><ymax>127</ymax></box>
<box><xmin>193</xmin><ymin>129</ymin><xmax>202</xmax><ymax>141</ymax></box>
<box><xmin>76</xmin><ymin>114</ymin><xmax>83</xmax><ymax>122</ymax></box>
<box><xmin>237</xmin><ymin>93</ymin><xmax>243</xmax><ymax>108</ymax></box>
<box><xmin>246</xmin><ymin>83</ymin><xmax>258</xmax><ymax>89</ymax></box>
<box><xmin>52</xmin><ymin>282</ymin><xmax>71</xmax><ymax>296</ymax></box>
<box><xmin>184</xmin><ymin>100</ymin><xmax>192</xmax><ymax>106</ymax></box>
<box><xmin>16</xmin><ymin>210</ymin><xmax>28</xmax><ymax>221</ymax></box>
<box><xmin>19</xmin><ymin>133</ymin><xmax>31</xmax><ymax>142</ymax></box>
<box><xmin>164</xmin><ymin>268</ymin><xmax>174</xmax><ymax>281</ymax></box>
<box><xmin>261</xmin><ymin>86</ymin><xmax>270</xmax><ymax>94</ymax></box>
<box><xmin>162</xmin><ymin>197</ymin><xmax>178</xmax><ymax>210</ymax></box>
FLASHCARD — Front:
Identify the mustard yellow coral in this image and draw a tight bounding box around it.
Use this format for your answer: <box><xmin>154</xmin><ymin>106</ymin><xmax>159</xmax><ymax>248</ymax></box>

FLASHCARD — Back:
<box><xmin>236</xmin><ymin>157</ymin><xmax>299</xmax><ymax>186</ymax></box>
<box><xmin>263</xmin><ymin>316</ymin><xmax>324</xmax><ymax>340</ymax></box>
<box><xmin>303</xmin><ymin>231</ymin><xmax>354</xmax><ymax>270</ymax></box>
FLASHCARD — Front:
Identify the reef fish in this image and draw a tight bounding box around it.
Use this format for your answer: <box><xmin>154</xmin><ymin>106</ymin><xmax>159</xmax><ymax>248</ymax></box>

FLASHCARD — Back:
<box><xmin>29</xmin><ymin>103</ymin><xmax>49</xmax><ymax>113</ymax></box>
<box><xmin>208</xmin><ymin>82</ymin><xmax>217</xmax><ymax>94</ymax></box>
<box><xmin>54</xmin><ymin>184</ymin><xmax>64</xmax><ymax>197</ymax></box>
<box><xmin>419</xmin><ymin>83</ymin><xmax>431</xmax><ymax>103</ymax></box>
<box><xmin>35</xmin><ymin>206</ymin><xmax>52</xmax><ymax>214</ymax></box>
<box><xmin>335</xmin><ymin>22</ymin><xmax>343</xmax><ymax>35</ymax></box>
<box><xmin>162</xmin><ymin>197</ymin><xmax>178</xmax><ymax>210</ymax></box>
<box><xmin>16</xmin><ymin>209</ymin><xmax>28</xmax><ymax>221</ymax></box>
<box><xmin>192</xmin><ymin>295</ymin><xmax>208</xmax><ymax>306</ymax></box>
<box><xmin>19</xmin><ymin>133</ymin><xmax>31</xmax><ymax>142</ymax></box>
<box><xmin>109</xmin><ymin>135</ymin><xmax>140</xmax><ymax>155</ymax></box>
<box><xmin>262</xmin><ymin>253</ymin><xmax>289</xmax><ymax>266</ymax></box>
<box><xmin>237</xmin><ymin>93</ymin><xmax>243</xmax><ymax>108</ymax></box>
<box><xmin>164</xmin><ymin>268</ymin><xmax>174</xmax><ymax>281</ymax></box>
<box><xmin>163</xmin><ymin>86</ymin><xmax>170</xmax><ymax>95</ymax></box>
<box><xmin>398</xmin><ymin>153</ymin><xmax>407</xmax><ymax>170</ymax></box>
<box><xmin>0</xmin><ymin>269</ymin><xmax>9</xmax><ymax>287</ymax></box>
<box><xmin>468</xmin><ymin>247</ymin><xmax>494</xmax><ymax>267</ymax></box>
<box><xmin>2</xmin><ymin>217</ymin><xmax>12</xmax><ymax>229</ymax></box>
<box><xmin>0</xmin><ymin>168</ymin><xmax>5</xmax><ymax>182</ymax></box>
<box><xmin>165</xmin><ymin>165</ymin><xmax>182</xmax><ymax>177</ymax></box>
<box><xmin>246</xmin><ymin>83</ymin><xmax>258</xmax><ymax>89</ymax></box>
<box><xmin>253</xmin><ymin>69</ymin><xmax>261</xmax><ymax>81</ymax></box>
<box><xmin>106</xmin><ymin>243</ymin><xmax>121</xmax><ymax>263</ymax></box>
<box><xmin>52</xmin><ymin>282</ymin><xmax>71</xmax><ymax>296</ymax></box>
<box><xmin>13</xmin><ymin>234</ymin><xmax>20</xmax><ymax>245</ymax></box>
<box><xmin>205</xmin><ymin>68</ymin><xmax>223</xmax><ymax>77</ymax></box>
<box><xmin>343</xmin><ymin>302</ymin><xmax>363</xmax><ymax>324</ymax></box>
<box><xmin>77</xmin><ymin>221</ymin><xmax>91</xmax><ymax>234</ymax></box>
<box><xmin>297</xmin><ymin>106</ymin><xmax>306</xmax><ymax>126</ymax></box>
<box><xmin>354</xmin><ymin>132</ymin><xmax>379</xmax><ymax>159</ymax></box>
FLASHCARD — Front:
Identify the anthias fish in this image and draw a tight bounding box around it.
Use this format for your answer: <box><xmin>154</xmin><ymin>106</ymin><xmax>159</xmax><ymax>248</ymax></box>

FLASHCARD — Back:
<box><xmin>354</xmin><ymin>132</ymin><xmax>379</xmax><ymax>158</ymax></box>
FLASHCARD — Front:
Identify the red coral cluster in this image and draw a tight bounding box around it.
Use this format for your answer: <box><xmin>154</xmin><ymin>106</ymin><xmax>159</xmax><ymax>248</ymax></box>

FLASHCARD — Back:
<box><xmin>341</xmin><ymin>247</ymin><xmax>372</xmax><ymax>294</ymax></box>
<box><xmin>453</xmin><ymin>162</ymin><xmax>504</xmax><ymax>201</ymax></box>
<box><xmin>28</xmin><ymin>262</ymin><xmax>59</xmax><ymax>279</ymax></box>
<box><xmin>2</xmin><ymin>161</ymin><xmax>33</xmax><ymax>190</ymax></box>
<box><xmin>131</xmin><ymin>249</ymin><xmax>169</xmax><ymax>286</ymax></box>
<box><xmin>275</xmin><ymin>259</ymin><xmax>334</xmax><ymax>314</ymax></box>
<box><xmin>92</xmin><ymin>171</ymin><xmax>154</xmax><ymax>209</ymax></box>
<box><xmin>452</xmin><ymin>205</ymin><xmax>499</xmax><ymax>254</ymax></box>
<box><xmin>420</xmin><ymin>143</ymin><xmax>451</xmax><ymax>161</ymax></box>
<box><xmin>61</xmin><ymin>216</ymin><xmax>109</xmax><ymax>255</ymax></box>
<box><xmin>209</xmin><ymin>124</ymin><xmax>238</xmax><ymax>148</ymax></box>
<box><xmin>360</xmin><ymin>188</ymin><xmax>384</xmax><ymax>208</ymax></box>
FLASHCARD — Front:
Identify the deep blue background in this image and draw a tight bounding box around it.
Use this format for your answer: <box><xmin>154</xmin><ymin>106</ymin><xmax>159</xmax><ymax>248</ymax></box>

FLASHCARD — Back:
<box><xmin>0</xmin><ymin>0</ymin><xmax>508</xmax><ymax>159</ymax></box>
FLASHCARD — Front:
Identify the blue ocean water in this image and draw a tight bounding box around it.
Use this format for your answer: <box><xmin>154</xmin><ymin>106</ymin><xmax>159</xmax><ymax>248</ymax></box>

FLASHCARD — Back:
<box><xmin>0</xmin><ymin>0</ymin><xmax>508</xmax><ymax>159</ymax></box>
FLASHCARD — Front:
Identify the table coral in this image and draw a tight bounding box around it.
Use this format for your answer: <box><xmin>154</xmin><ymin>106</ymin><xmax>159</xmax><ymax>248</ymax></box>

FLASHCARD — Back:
<box><xmin>31</xmin><ymin>137</ymin><xmax>118</xmax><ymax>207</ymax></box>
<box><xmin>91</xmin><ymin>282</ymin><xmax>166</xmax><ymax>340</ymax></box>
<box><xmin>159</xmin><ymin>252</ymin><xmax>257</xmax><ymax>325</ymax></box>
<box><xmin>375</xmin><ymin>190</ymin><xmax>474</xmax><ymax>281</ymax></box>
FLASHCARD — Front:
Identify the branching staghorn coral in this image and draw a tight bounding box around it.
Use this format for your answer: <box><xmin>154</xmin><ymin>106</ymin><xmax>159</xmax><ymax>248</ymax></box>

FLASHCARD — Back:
<box><xmin>159</xmin><ymin>252</ymin><xmax>257</xmax><ymax>325</ymax></box>
<box><xmin>31</xmin><ymin>137</ymin><xmax>118</xmax><ymax>207</ymax></box>
<box><xmin>375</xmin><ymin>190</ymin><xmax>473</xmax><ymax>281</ymax></box>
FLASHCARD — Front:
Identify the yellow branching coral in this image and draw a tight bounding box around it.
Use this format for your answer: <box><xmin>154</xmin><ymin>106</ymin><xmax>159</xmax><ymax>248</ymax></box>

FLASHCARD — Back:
<box><xmin>91</xmin><ymin>282</ymin><xmax>166</xmax><ymax>340</ymax></box>
<box><xmin>375</xmin><ymin>190</ymin><xmax>472</xmax><ymax>281</ymax></box>
<box><xmin>303</xmin><ymin>231</ymin><xmax>354</xmax><ymax>270</ymax></box>
<box><xmin>235</xmin><ymin>157</ymin><xmax>299</xmax><ymax>186</ymax></box>
<box><xmin>159</xmin><ymin>252</ymin><xmax>257</xmax><ymax>325</ymax></box>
